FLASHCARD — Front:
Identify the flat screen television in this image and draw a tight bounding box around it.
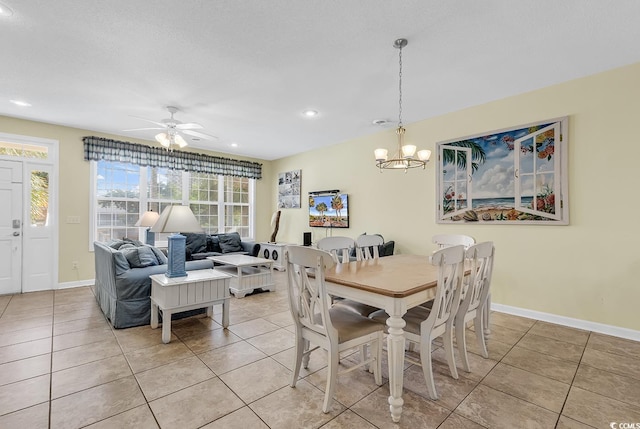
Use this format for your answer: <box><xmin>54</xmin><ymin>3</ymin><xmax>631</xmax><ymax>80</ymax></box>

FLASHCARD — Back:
<box><xmin>309</xmin><ymin>193</ymin><xmax>349</xmax><ymax>228</ymax></box>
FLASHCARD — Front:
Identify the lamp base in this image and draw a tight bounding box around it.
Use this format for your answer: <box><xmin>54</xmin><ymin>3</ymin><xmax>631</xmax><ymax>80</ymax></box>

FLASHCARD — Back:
<box><xmin>165</xmin><ymin>233</ymin><xmax>187</xmax><ymax>278</ymax></box>
<box><xmin>146</xmin><ymin>229</ymin><xmax>156</xmax><ymax>247</ymax></box>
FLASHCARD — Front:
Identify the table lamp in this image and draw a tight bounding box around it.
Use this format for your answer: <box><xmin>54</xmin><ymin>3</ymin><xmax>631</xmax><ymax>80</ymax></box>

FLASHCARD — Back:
<box><xmin>135</xmin><ymin>210</ymin><xmax>160</xmax><ymax>246</ymax></box>
<box><xmin>150</xmin><ymin>205</ymin><xmax>203</xmax><ymax>278</ymax></box>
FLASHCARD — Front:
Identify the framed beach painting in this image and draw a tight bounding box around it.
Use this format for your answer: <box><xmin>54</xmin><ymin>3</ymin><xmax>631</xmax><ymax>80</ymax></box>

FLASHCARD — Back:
<box><xmin>278</xmin><ymin>169</ymin><xmax>301</xmax><ymax>208</ymax></box>
<box><xmin>436</xmin><ymin>117</ymin><xmax>568</xmax><ymax>225</ymax></box>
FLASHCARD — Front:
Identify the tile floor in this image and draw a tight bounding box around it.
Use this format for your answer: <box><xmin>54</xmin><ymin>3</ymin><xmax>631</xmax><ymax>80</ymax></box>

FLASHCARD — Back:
<box><xmin>1</xmin><ymin>270</ymin><xmax>640</xmax><ymax>428</ymax></box>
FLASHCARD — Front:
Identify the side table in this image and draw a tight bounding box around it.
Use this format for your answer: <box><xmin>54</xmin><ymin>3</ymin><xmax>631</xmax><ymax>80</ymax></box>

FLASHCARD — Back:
<box><xmin>259</xmin><ymin>242</ymin><xmax>292</xmax><ymax>271</ymax></box>
<box><xmin>150</xmin><ymin>269</ymin><xmax>231</xmax><ymax>344</ymax></box>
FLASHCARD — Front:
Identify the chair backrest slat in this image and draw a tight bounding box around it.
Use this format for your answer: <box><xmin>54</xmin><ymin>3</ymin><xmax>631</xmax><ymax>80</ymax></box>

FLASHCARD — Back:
<box><xmin>356</xmin><ymin>234</ymin><xmax>384</xmax><ymax>261</ymax></box>
<box><xmin>317</xmin><ymin>236</ymin><xmax>355</xmax><ymax>263</ymax></box>
<box><xmin>427</xmin><ymin>245</ymin><xmax>465</xmax><ymax>330</ymax></box>
<box><xmin>460</xmin><ymin>241</ymin><xmax>495</xmax><ymax>315</ymax></box>
<box><xmin>433</xmin><ymin>234</ymin><xmax>475</xmax><ymax>250</ymax></box>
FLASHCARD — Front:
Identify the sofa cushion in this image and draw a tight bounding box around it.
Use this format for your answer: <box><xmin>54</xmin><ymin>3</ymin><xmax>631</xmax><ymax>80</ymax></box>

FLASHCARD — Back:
<box><xmin>219</xmin><ymin>232</ymin><xmax>243</xmax><ymax>253</ymax></box>
<box><xmin>207</xmin><ymin>235</ymin><xmax>222</xmax><ymax>253</ymax></box>
<box><xmin>120</xmin><ymin>246</ymin><xmax>159</xmax><ymax>268</ymax></box>
<box><xmin>149</xmin><ymin>245</ymin><xmax>168</xmax><ymax>264</ymax></box>
<box><xmin>183</xmin><ymin>233</ymin><xmax>208</xmax><ymax>255</ymax></box>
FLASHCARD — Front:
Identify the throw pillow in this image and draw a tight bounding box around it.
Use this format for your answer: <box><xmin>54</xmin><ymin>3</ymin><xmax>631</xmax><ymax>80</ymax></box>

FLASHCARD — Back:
<box><xmin>121</xmin><ymin>246</ymin><xmax>159</xmax><ymax>268</ymax></box>
<box><xmin>209</xmin><ymin>235</ymin><xmax>222</xmax><ymax>253</ymax></box>
<box><xmin>183</xmin><ymin>233</ymin><xmax>207</xmax><ymax>255</ymax></box>
<box><xmin>148</xmin><ymin>246</ymin><xmax>168</xmax><ymax>264</ymax></box>
<box><xmin>218</xmin><ymin>232</ymin><xmax>243</xmax><ymax>253</ymax></box>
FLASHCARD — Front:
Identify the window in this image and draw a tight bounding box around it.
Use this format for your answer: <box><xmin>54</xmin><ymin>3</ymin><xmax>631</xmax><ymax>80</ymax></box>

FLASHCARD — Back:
<box><xmin>92</xmin><ymin>160</ymin><xmax>255</xmax><ymax>245</ymax></box>
<box><xmin>30</xmin><ymin>171</ymin><xmax>50</xmax><ymax>226</ymax></box>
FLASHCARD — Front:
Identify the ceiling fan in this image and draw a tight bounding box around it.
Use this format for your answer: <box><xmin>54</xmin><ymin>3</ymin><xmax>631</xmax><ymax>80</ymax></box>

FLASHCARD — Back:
<box><xmin>124</xmin><ymin>106</ymin><xmax>217</xmax><ymax>149</ymax></box>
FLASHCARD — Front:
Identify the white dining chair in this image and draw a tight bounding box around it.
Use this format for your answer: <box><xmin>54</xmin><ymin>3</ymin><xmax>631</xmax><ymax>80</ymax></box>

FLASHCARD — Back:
<box><xmin>285</xmin><ymin>245</ymin><xmax>383</xmax><ymax>413</ymax></box>
<box><xmin>371</xmin><ymin>245</ymin><xmax>465</xmax><ymax>400</ymax></box>
<box><xmin>455</xmin><ymin>241</ymin><xmax>495</xmax><ymax>371</ymax></box>
<box><xmin>432</xmin><ymin>234</ymin><xmax>475</xmax><ymax>250</ymax></box>
<box><xmin>355</xmin><ymin>234</ymin><xmax>384</xmax><ymax>260</ymax></box>
<box><xmin>316</xmin><ymin>236</ymin><xmax>355</xmax><ymax>263</ymax></box>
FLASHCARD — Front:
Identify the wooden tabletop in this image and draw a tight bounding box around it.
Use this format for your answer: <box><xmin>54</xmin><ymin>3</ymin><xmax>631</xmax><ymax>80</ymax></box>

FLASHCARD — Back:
<box><xmin>324</xmin><ymin>254</ymin><xmax>439</xmax><ymax>298</ymax></box>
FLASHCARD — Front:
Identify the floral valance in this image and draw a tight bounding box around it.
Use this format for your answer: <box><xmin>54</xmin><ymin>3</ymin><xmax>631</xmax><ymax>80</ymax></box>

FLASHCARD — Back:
<box><xmin>82</xmin><ymin>136</ymin><xmax>262</xmax><ymax>180</ymax></box>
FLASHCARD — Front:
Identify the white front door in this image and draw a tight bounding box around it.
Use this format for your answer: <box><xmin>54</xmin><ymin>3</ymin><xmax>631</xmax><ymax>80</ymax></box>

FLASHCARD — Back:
<box><xmin>0</xmin><ymin>160</ymin><xmax>22</xmax><ymax>295</ymax></box>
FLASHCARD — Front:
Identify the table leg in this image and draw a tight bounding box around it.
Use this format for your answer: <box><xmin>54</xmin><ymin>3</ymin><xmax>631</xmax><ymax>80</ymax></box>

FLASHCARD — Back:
<box><xmin>221</xmin><ymin>297</ymin><xmax>230</xmax><ymax>328</ymax></box>
<box><xmin>162</xmin><ymin>310</ymin><xmax>172</xmax><ymax>344</ymax></box>
<box><xmin>386</xmin><ymin>314</ymin><xmax>406</xmax><ymax>423</ymax></box>
<box><xmin>150</xmin><ymin>301</ymin><xmax>159</xmax><ymax>329</ymax></box>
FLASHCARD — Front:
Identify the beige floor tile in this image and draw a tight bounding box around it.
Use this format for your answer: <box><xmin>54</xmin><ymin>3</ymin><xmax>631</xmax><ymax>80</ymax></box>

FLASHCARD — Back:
<box><xmin>351</xmin><ymin>384</ymin><xmax>450</xmax><ymax>429</ymax></box>
<box><xmin>246</xmin><ymin>327</ymin><xmax>295</xmax><ymax>356</ymax></box>
<box><xmin>52</xmin><ymin>325</ymin><xmax>115</xmax><ymax>351</ymax></box>
<box><xmin>85</xmin><ymin>404</ymin><xmax>159</xmax><ymax>429</ymax></box>
<box><xmin>0</xmin><ymin>401</ymin><xmax>49</xmax><ymax>429</ymax></box>
<box><xmin>54</xmin><ymin>300</ymin><xmax>99</xmax><ymax>314</ymax></box>
<box><xmin>437</xmin><ymin>412</ymin><xmax>486</xmax><ymax>429</ymax></box>
<box><xmin>587</xmin><ymin>332</ymin><xmax>640</xmax><ymax>359</ymax></box>
<box><xmin>52</xmin><ymin>315</ymin><xmax>109</xmax><ymax>336</ymax></box>
<box><xmin>52</xmin><ymin>337</ymin><xmax>123</xmax><ymax>372</ymax></box>
<box><xmin>271</xmin><ymin>346</ymin><xmax>328</xmax><ymax>377</ymax></box>
<box><xmin>113</xmin><ymin>324</ymin><xmax>177</xmax><ymax>353</ymax></box>
<box><xmin>556</xmin><ymin>415</ymin><xmax>597</xmax><ymax>428</ymax></box>
<box><xmin>0</xmin><ymin>295</ymin><xmax>10</xmax><ymax>313</ymax></box>
<box><xmin>125</xmin><ymin>341</ymin><xmax>194</xmax><ymax>373</ymax></box>
<box><xmin>562</xmin><ymin>386</ymin><xmax>640</xmax><ymax>427</ymax></box>
<box><xmin>220</xmin><ymin>357</ymin><xmax>291</xmax><ymax>403</ymax></box>
<box><xmin>52</xmin><ymin>354</ymin><xmax>132</xmax><ymax>399</ymax></box>
<box><xmin>54</xmin><ymin>306</ymin><xmax>105</xmax><ymax>324</ymax></box>
<box><xmin>502</xmin><ymin>345</ymin><xmax>579</xmax><ymax>384</ymax></box>
<box><xmin>528</xmin><ymin>321</ymin><xmax>590</xmax><ymax>346</ymax></box>
<box><xmin>517</xmin><ymin>332</ymin><xmax>584</xmax><ymax>362</ymax></box>
<box><xmin>401</xmin><ymin>363</ymin><xmax>477</xmax><ymax>411</ymax></box>
<box><xmin>201</xmin><ymin>406</ymin><xmax>269</xmax><ymax>429</ymax></box>
<box><xmin>170</xmin><ymin>316</ymin><xmax>220</xmax><ymax>339</ymax></box>
<box><xmin>305</xmin><ymin>359</ymin><xmax>383</xmax><ymax>408</ymax></box>
<box><xmin>198</xmin><ymin>341</ymin><xmax>267</xmax><ymax>375</ymax></box>
<box><xmin>320</xmin><ymin>409</ymin><xmax>377</xmax><ymax>428</ymax></box>
<box><xmin>489</xmin><ymin>311</ymin><xmax>536</xmax><ymax>332</ymax></box>
<box><xmin>481</xmin><ymin>323</ymin><xmax>526</xmax><ymax>346</ymax></box>
<box><xmin>0</xmin><ymin>337</ymin><xmax>51</xmax><ymax>364</ymax></box>
<box><xmin>50</xmin><ymin>376</ymin><xmax>146</xmax><ymax>429</ymax></box>
<box><xmin>149</xmin><ymin>378</ymin><xmax>244</xmax><ymax>429</ymax></box>
<box><xmin>135</xmin><ymin>355</ymin><xmax>215</xmax><ymax>401</ymax></box>
<box><xmin>263</xmin><ymin>310</ymin><xmax>294</xmax><ymax>327</ymax></box>
<box><xmin>250</xmin><ymin>379</ymin><xmax>344</xmax><ymax>427</ymax></box>
<box><xmin>581</xmin><ymin>347</ymin><xmax>640</xmax><ymax>381</ymax></box>
<box><xmin>482</xmin><ymin>362</ymin><xmax>570</xmax><ymax>413</ymax></box>
<box><xmin>461</xmin><ymin>328</ymin><xmax>513</xmax><ymax>361</ymax></box>
<box><xmin>456</xmin><ymin>384</ymin><xmax>558</xmax><ymax>428</ymax></box>
<box><xmin>573</xmin><ymin>364</ymin><xmax>640</xmax><ymax>407</ymax></box>
<box><xmin>0</xmin><ymin>353</ymin><xmax>50</xmax><ymax>386</ymax></box>
<box><xmin>0</xmin><ymin>373</ymin><xmax>50</xmax><ymax>416</ymax></box>
<box><xmin>181</xmin><ymin>327</ymin><xmax>242</xmax><ymax>354</ymax></box>
<box><xmin>227</xmin><ymin>317</ymin><xmax>280</xmax><ymax>339</ymax></box>
<box><xmin>432</xmin><ymin>346</ymin><xmax>498</xmax><ymax>382</ymax></box>
<box><xmin>0</xmin><ymin>315</ymin><xmax>52</xmax><ymax>334</ymax></box>
<box><xmin>0</xmin><ymin>305</ymin><xmax>53</xmax><ymax>321</ymax></box>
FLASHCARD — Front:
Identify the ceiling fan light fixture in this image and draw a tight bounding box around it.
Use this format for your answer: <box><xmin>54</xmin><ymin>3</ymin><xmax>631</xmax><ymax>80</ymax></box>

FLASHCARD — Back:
<box><xmin>155</xmin><ymin>132</ymin><xmax>170</xmax><ymax>147</ymax></box>
<box><xmin>175</xmin><ymin>134</ymin><xmax>188</xmax><ymax>148</ymax></box>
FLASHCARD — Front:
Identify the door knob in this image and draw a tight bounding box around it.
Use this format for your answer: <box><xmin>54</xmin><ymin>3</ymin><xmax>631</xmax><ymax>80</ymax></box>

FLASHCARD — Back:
<box><xmin>13</xmin><ymin>232</ymin><xmax>20</xmax><ymax>236</ymax></box>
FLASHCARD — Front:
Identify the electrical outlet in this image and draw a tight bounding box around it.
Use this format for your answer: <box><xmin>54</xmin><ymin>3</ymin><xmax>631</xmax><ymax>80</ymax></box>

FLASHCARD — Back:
<box><xmin>72</xmin><ymin>261</ymin><xmax>79</xmax><ymax>270</ymax></box>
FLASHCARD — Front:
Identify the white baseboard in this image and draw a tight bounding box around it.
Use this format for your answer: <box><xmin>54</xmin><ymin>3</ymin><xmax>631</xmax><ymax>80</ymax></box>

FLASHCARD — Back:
<box><xmin>491</xmin><ymin>303</ymin><xmax>640</xmax><ymax>342</ymax></box>
<box><xmin>57</xmin><ymin>279</ymin><xmax>95</xmax><ymax>290</ymax></box>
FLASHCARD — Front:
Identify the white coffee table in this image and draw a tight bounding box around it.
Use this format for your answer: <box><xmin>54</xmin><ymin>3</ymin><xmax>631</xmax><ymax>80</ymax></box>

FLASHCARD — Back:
<box><xmin>150</xmin><ymin>269</ymin><xmax>231</xmax><ymax>343</ymax></box>
<box><xmin>208</xmin><ymin>254</ymin><xmax>275</xmax><ymax>298</ymax></box>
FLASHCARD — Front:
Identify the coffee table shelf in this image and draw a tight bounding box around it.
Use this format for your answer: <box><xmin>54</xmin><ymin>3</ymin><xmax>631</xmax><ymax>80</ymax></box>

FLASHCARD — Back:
<box><xmin>208</xmin><ymin>254</ymin><xmax>275</xmax><ymax>298</ymax></box>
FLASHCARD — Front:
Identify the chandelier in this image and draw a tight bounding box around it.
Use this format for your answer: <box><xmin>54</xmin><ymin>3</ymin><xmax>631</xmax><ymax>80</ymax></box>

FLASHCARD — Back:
<box><xmin>155</xmin><ymin>127</ymin><xmax>187</xmax><ymax>150</ymax></box>
<box><xmin>374</xmin><ymin>39</ymin><xmax>431</xmax><ymax>172</ymax></box>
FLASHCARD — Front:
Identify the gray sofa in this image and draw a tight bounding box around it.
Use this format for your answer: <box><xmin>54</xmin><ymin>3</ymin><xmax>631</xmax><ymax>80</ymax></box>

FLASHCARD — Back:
<box><xmin>183</xmin><ymin>232</ymin><xmax>260</xmax><ymax>261</ymax></box>
<box><xmin>93</xmin><ymin>240</ymin><xmax>213</xmax><ymax>328</ymax></box>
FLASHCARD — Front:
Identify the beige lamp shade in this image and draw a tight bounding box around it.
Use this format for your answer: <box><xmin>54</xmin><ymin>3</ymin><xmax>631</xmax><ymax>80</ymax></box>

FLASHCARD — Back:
<box><xmin>150</xmin><ymin>205</ymin><xmax>203</xmax><ymax>234</ymax></box>
<box><xmin>135</xmin><ymin>211</ymin><xmax>160</xmax><ymax>227</ymax></box>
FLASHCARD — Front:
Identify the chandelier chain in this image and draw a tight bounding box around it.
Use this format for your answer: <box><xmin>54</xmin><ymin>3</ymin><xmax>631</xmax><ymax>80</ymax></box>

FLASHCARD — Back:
<box><xmin>398</xmin><ymin>45</ymin><xmax>403</xmax><ymax>127</ymax></box>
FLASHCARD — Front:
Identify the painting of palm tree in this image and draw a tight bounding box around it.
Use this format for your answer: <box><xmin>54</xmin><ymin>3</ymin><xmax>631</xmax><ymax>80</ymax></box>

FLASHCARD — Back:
<box><xmin>331</xmin><ymin>195</ymin><xmax>344</xmax><ymax>222</ymax></box>
<box><xmin>309</xmin><ymin>193</ymin><xmax>349</xmax><ymax>228</ymax></box>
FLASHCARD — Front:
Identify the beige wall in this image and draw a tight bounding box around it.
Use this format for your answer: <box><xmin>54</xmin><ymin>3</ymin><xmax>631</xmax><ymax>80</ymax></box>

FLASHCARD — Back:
<box><xmin>272</xmin><ymin>62</ymin><xmax>640</xmax><ymax>332</ymax></box>
<box><xmin>0</xmin><ymin>117</ymin><xmax>275</xmax><ymax>284</ymax></box>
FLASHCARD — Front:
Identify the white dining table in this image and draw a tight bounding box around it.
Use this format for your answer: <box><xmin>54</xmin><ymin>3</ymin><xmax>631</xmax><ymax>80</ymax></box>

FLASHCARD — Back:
<box><xmin>323</xmin><ymin>254</ymin><xmax>440</xmax><ymax>423</ymax></box>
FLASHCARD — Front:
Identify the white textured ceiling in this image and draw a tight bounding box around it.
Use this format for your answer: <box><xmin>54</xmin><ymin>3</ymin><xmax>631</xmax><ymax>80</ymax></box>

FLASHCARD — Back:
<box><xmin>1</xmin><ymin>0</ymin><xmax>639</xmax><ymax>160</ymax></box>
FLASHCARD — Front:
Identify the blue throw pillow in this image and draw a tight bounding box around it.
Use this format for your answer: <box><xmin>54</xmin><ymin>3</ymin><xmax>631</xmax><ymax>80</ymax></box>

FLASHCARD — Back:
<box><xmin>121</xmin><ymin>246</ymin><xmax>159</xmax><ymax>268</ymax></box>
<box><xmin>218</xmin><ymin>232</ymin><xmax>243</xmax><ymax>253</ymax></box>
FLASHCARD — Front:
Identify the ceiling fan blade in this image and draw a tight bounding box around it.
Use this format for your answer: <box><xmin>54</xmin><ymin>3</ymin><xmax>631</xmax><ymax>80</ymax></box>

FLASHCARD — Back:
<box><xmin>176</xmin><ymin>122</ymin><xmax>203</xmax><ymax>130</ymax></box>
<box><xmin>183</xmin><ymin>130</ymin><xmax>218</xmax><ymax>141</ymax></box>
<box><xmin>123</xmin><ymin>127</ymin><xmax>165</xmax><ymax>131</ymax></box>
<box><xmin>130</xmin><ymin>116</ymin><xmax>168</xmax><ymax>128</ymax></box>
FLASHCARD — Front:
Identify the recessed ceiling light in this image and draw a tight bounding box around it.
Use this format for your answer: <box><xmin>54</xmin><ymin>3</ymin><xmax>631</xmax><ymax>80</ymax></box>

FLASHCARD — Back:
<box><xmin>10</xmin><ymin>99</ymin><xmax>31</xmax><ymax>107</ymax></box>
<box><xmin>372</xmin><ymin>119</ymin><xmax>390</xmax><ymax>126</ymax></box>
<box><xmin>0</xmin><ymin>2</ymin><xmax>14</xmax><ymax>17</ymax></box>
<box><xmin>302</xmin><ymin>109</ymin><xmax>318</xmax><ymax>118</ymax></box>
<box><xmin>230</xmin><ymin>143</ymin><xmax>238</xmax><ymax>148</ymax></box>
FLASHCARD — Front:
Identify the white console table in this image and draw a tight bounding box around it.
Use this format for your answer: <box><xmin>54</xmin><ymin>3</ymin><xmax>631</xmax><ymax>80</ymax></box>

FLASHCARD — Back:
<box><xmin>150</xmin><ymin>269</ymin><xmax>231</xmax><ymax>343</ymax></box>
<box><xmin>259</xmin><ymin>242</ymin><xmax>292</xmax><ymax>271</ymax></box>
